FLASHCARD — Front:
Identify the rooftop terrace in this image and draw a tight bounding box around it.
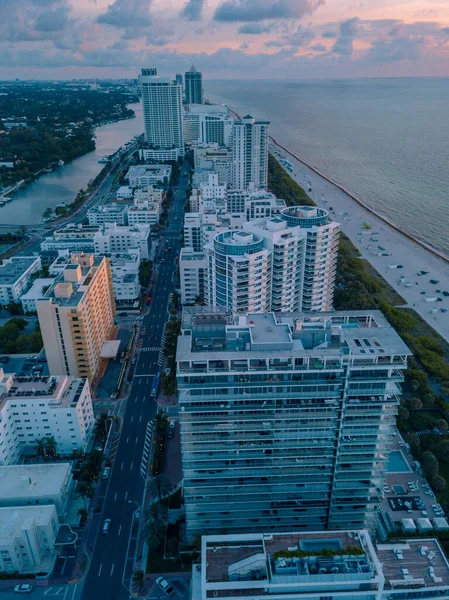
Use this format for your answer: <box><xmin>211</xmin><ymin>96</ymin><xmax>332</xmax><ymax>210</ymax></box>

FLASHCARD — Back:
<box><xmin>0</xmin><ymin>372</ymin><xmax>86</xmax><ymax>410</ymax></box>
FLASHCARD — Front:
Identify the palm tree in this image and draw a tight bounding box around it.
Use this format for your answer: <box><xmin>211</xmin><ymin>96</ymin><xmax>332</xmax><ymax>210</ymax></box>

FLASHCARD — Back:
<box><xmin>148</xmin><ymin>474</ymin><xmax>172</xmax><ymax>502</ymax></box>
<box><xmin>77</xmin><ymin>508</ymin><xmax>87</xmax><ymax>526</ymax></box>
<box><xmin>35</xmin><ymin>438</ymin><xmax>46</xmax><ymax>458</ymax></box>
<box><xmin>45</xmin><ymin>436</ymin><xmax>57</xmax><ymax>457</ymax></box>
<box><xmin>75</xmin><ymin>481</ymin><xmax>94</xmax><ymax>509</ymax></box>
<box><xmin>145</xmin><ymin>518</ymin><xmax>165</xmax><ymax>552</ymax></box>
<box><xmin>146</xmin><ymin>501</ymin><xmax>168</xmax><ymax>526</ymax></box>
<box><xmin>132</xmin><ymin>570</ymin><xmax>145</xmax><ymax>592</ymax></box>
<box><xmin>94</xmin><ymin>412</ymin><xmax>109</xmax><ymax>442</ymax></box>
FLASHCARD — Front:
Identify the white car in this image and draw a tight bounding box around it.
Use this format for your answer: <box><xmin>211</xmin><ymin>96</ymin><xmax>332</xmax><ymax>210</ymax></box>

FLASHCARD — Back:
<box><xmin>14</xmin><ymin>584</ymin><xmax>33</xmax><ymax>593</ymax></box>
<box><xmin>155</xmin><ymin>577</ymin><xmax>174</xmax><ymax>596</ymax></box>
<box><xmin>169</xmin><ymin>419</ymin><xmax>176</xmax><ymax>429</ymax></box>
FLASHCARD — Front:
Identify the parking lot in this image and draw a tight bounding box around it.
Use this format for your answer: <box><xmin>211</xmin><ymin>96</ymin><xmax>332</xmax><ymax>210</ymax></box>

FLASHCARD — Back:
<box><xmin>0</xmin><ymin>354</ymin><xmax>48</xmax><ymax>377</ymax></box>
<box><xmin>148</xmin><ymin>577</ymin><xmax>190</xmax><ymax>600</ymax></box>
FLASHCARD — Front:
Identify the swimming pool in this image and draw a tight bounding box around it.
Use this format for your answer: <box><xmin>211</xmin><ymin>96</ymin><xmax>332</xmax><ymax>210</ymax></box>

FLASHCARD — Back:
<box><xmin>387</xmin><ymin>450</ymin><xmax>412</xmax><ymax>473</ymax></box>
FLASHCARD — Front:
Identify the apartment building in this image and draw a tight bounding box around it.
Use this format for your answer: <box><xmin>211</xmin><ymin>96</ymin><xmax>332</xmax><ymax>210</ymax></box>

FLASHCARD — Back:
<box><xmin>87</xmin><ymin>204</ymin><xmax>128</xmax><ymax>226</ymax></box>
<box><xmin>36</xmin><ymin>254</ymin><xmax>115</xmax><ymax>380</ymax></box>
<box><xmin>192</xmin><ymin>530</ymin><xmax>449</xmax><ymax>600</ymax></box>
<box><xmin>183</xmin><ymin>104</ymin><xmax>233</xmax><ymax>146</ymax></box>
<box><xmin>225</xmin><ymin>189</ymin><xmax>286</xmax><ymax>220</ymax></box>
<box><xmin>232</xmin><ymin>116</ymin><xmax>269</xmax><ymax>190</ymax></box>
<box><xmin>127</xmin><ymin>186</ymin><xmax>162</xmax><ymax>226</ymax></box>
<box><xmin>176</xmin><ymin>308</ymin><xmax>410</xmax><ymax>537</ymax></box>
<box><xmin>0</xmin><ymin>505</ymin><xmax>60</xmax><ymax>575</ymax></box>
<box><xmin>126</xmin><ymin>164</ymin><xmax>171</xmax><ymax>187</ymax></box>
<box><xmin>193</xmin><ymin>145</ymin><xmax>232</xmax><ymax>185</ymax></box>
<box><xmin>20</xmin><ymin>277</ymin><xmax>55</xmax><ymax>313</ymax></box>
<box><xmin>0</xmin><ymin>256</ymin><xmax>41</xmax><ymax>305</ymax></box>
<box><xmin>93</xmin><ymin>223</ymin><xmax>151</xmax><ymax>259</ymax></box>
<box><xmin>53</xmin><ymin>224</ymin><xmax>99</xmax><ymax>240</ymax></box>
<box><xmin>179</xmin><ymin>248</ymin><xmax>207</xmax><ymax>305</ymax></box>
<box><xmin>0</xmin><ymin>463</ymin><xmax>73</xmax><ymax>517</ymax></box>
<box><xmin>109</xmin><ymin>249</ymin><xmax>141</xmax><ymax>303</ymax></box>
<box><xmin>184</xmin><ymin>65</ymin><xmax>203</xmax><ymax>104</ymax></box>
<box><xmin>0</xmin><ymin>370</ymin><xmax>94</xmax><ymax>465</ymax></box>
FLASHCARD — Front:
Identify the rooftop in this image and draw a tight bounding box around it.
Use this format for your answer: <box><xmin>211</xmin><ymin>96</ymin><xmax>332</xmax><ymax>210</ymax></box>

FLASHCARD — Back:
<box><xmin>0</xmin><ymin>505</ymin><xmax>56</xmax><ymax>544</ymax></box>
<box><xmin>0</xmin><ymin>257</ymin><xmax>40</xmax><ymax>286</ymax></box>
<box><xmin>0</xmin><ymin>463</ymin><xmax>71</xmax><ymax>500</ymax></box>
<box><xmin>20</xmin><ymin>278</ymin><xmax>55</xmax><ymax>301</ymax></box>
<box><xmin>127</xmin><ymin>164</ymin><xmax>171</xmax><ymax>178</ymax></box>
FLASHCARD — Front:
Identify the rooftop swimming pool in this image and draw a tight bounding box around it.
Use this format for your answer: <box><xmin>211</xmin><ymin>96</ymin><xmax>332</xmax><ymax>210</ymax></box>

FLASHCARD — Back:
<box><xmin>387</xmin><ymin>450</ymin><xmax>412</xmax><ymax>473</ymax></box>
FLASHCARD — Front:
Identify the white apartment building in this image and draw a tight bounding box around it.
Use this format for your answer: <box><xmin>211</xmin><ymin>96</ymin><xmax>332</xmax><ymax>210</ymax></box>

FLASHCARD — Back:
<box><xmin>194</xmin><ymin>145</ymin><xmax>232</xmax><ymax>185</ymax></box>
<box><xmin>226</xmin><ymin>189</ymin><xmax>286</xmax><ymax>220</ymax></box>
<box><xmin>93</xmin><ymin>223</ymin><xmax>151</xmax><ymax>259</ymax></box>
<box><xmin>176</xmin><ymin>309</ymin><xmax>411</xmax><ymax>537</ymax></box>
<box><xmin>0</xmin><ymin>505</ymin><xmax>60</xmax><ymax>575</ymax></box>
<box><xmin>205</xmin><ymin>230</ymin><xmax>272</xmax><ymax>313</ymax></box>
<box><xmin>36</xmin><ymin>254</ymin><xmax>115</xmax><ymax>381</ymax></box>
<box><xmin>244</xmin><ymin>207</ymin><xmax>340</xmax><ymax>312</ymax></box>
<box><xmin>183</xmin><ymin>104</ymin><xmax>233</xmax><ymax>146</ymax></box>
<box><xmin>184</xmin><ymin>211</ymin><xmax>227</xmax><ymax>253</ymax></box>
<box><xmin>20</xmin><ymin>278</ymin><xmax>55</xmax><ymax>313</ymax></box>
<box><xmin>53</xmin><ymin>224</ymin><xmax>99</xmax><ymax>240</ymax></box>
<box><xmin>127</xmin><ymin>187</ymin><xmax>162</xmax><ymax>226</ymax></box>
<box><xmin>0</xmin><ymin>463</ymin><xmax>73</xmax><ymax>517</ymax></box>
<box><xmin>126</xmin><ymin>164</ymin><xmax>171</xmax><ymax>187</ymax></box>
<box><xmin>179</xmin><ymin>248</ymin><xmax>207</xmax><ymax>305</ymax></box>
<box><xmin>232</xmin><ymin>115</ymin><xmax>269</xmax><ymax>190</ymax></box>
<box><xmin>109</xmin><ymin>249</ymin><xmax>141</xmax><ymax>302</ymax></box>
<box><xmin>139</xmin><ymin>147</ymin><xmax>181</xmax><ymax>162</ymax></box>
<box><xmin>199</xmin><ymin>172</ymin><xmax>226</xmax><ymax>206</ymax></box>
<box><xmin>0</xmin><ymin>256</ymin><xmax>41</xmax><ymax>305</ymax></box>
<box><xmin>193</xmin><ymin>530</ymin><xmax>449</xmax><ymax>600</ymax></box>
<box><xmin>40</xmin><ymin>237</ymin><xmax>95</xmax><ymax>254</ymax></box>
<box><xmin>0</xmin><ymin>370</ymin><xmax>94</xmax><ymax>465</ymax></box>
<box><xmin>116</xmin><ymin>185</ymin><xmax>134</xmax><ymax>200</ymax></box>
<box><xmin>140</xmin><ymin>67</ymin><xmax>184</xmax><ymax>154</ymax></box>
<box><xmin>87</xmin><ymin>204</ymin><xmax>128</xmax><ymax>226</ymax></box>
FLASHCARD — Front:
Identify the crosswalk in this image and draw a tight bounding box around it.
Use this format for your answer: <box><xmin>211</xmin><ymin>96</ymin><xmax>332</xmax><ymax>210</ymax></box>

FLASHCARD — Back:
<box><xmin>140</xmin><ymin>421</ymin><xmax>154</xmax><ymax>479</ymax></box>
<box><xmin>137</xmin><ymin>346</ymin><xmax>160</xmax><ymax>352</ymax></box>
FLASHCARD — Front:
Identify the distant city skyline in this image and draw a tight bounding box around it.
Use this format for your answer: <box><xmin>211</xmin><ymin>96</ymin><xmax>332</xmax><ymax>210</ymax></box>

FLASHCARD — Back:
<box><xmin>0</xmin><ymin>0</ymin><xmax>448</xmax><ymax>79</ymax></box>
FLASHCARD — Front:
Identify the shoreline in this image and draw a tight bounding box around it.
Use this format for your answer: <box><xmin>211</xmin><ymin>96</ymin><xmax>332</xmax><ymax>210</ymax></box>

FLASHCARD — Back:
<box><xmin>270</xmin><ymin>135</ymin><xmax>449</xmax><ymax>265</ymax></box>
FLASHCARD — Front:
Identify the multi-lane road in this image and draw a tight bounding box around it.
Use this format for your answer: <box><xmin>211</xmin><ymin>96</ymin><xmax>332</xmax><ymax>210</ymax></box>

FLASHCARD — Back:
<box><xmin>80</xmin><ymin>163</ymin><xmax>188</xmax><ymax>600</ymax></box>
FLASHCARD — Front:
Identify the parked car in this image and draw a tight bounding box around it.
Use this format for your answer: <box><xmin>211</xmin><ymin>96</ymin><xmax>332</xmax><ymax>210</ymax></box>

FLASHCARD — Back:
<box><xmin>155</xmin><ymin>577</ymin><xmax>174</xmax><ymax>596</ymax></box>
<box><xmin>102</xmin><ymin>519</ymin><xmax>112</xmax><ymax>535</ymax></box>
<box><xmin>169</xmin><ymin>419</ymin><xmax>176</xmax><ymax>429</ymax></box>
<box><xmin>102</xmin><ymin>467</ymin><xmax>110</xmax><ymax>480</ymax></box>
<box><xmin>167</xmin><ymin>428</ymin><xmax>174</xmax><ymax>439</ymax></box>
<box><xmin>14</xmin><ymin>585</ymin><xmax>33</xmax><ymax>594</ymax></box>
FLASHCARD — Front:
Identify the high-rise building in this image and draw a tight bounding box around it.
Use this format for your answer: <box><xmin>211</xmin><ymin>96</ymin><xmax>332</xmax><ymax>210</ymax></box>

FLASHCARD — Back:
<box><xmin>232</xmin><ymin>115</ymin><xmax>270</xmax><ymax>190</ymax></box>
<box><xmin>175</xmin><ymin>73</ymin><xmax>183</xmax><ymax>88</ymax></box>
<box><xmin>176</xmin><ymin>308</ymin><xmax>410</xmax><ymax>537</ymax></box>
<box><xmin>183</xmin><ymin>104</ymin><xmax>233</xmax><ymax>146</ymax></box>
<box><xmin>36</xmin><ymin>254</ymin><xmax>115</xmax><ymax>381</ymax></box>
<box><xmin>185</xmin><ymin>65</ymin><xmax>203</xmax><ymax>104</ymax></box>
<box><xmin>140</xmin><ymin>68</ymin><xmax>184</xmax><ymax>155</ymax></box>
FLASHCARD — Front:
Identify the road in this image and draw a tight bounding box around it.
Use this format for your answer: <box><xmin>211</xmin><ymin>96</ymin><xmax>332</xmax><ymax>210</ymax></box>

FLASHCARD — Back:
<box><xmin>80</xmin><ymin>164</ymin><xmax>188</xmax><ymax>600</ymax></box>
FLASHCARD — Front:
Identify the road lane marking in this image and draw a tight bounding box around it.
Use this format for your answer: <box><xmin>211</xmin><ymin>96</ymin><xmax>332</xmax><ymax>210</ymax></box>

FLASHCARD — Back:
<box><xmin>121</xmin><ymin>462</ymin><xmax>124</xmax><ymax>471</ymax></box>
<box><xmin>98</xmin><ymin>564</ymin><xmax>103</xmax><ymax>576</ymax></box>
<box><xmin>110</xmin><ymin>563</ymin><xmax>115</xmax><ymax>576</ymax></box>
<box><xmin>131</xmin><ymin>416</ymin><xmax>134</xmax><ymax>422</ymax></box>
<box><xmin>118</xmin><ymin>525</ymin><xmax>122</xmax><ymax>536</ymax></box>
<box><xmin>114</xmin><ymin>492</ymin><xmax>117</xmax><ymax>501</ymax></box>
<box><xmin>139</xmin><ymin>415</ymin><xmax>142</xmax><ymax>422</ymax></box>
<box><xmin>125</xmin><ymin>491</ymin><xmax>128</xmax><ymax>500</ymax></box>
<box><xmin>126</xmin><ymin>437</ymin><xmax>129</xmax><ymax>443</ymax></box>
<box><xmin>130</xmin><ymin>461</ymin><xmax>134</xmax><ymax>470</ymax></box>
<box><xmin>135</xmin><ymin>436</ymin><xmax>138</xmax><ymax>444</ymax></box>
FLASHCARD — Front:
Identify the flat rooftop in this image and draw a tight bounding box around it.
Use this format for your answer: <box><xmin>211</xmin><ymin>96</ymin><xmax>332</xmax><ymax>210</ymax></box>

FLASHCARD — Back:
<box><xmin>0</xmin><ymin>463</ymin><xmax>71</xmax><ymax>500</ymax></box>
<box><xmin>178</xmin><ymin>310</ymin><xmax>411</xmax><ymax>361</ymax></box>
<box><xmin>20</xmin><ymin>278</ymin><xmax>55</xmax><ymax>300</ymax></box>
<box><xmin>0</xmin><ymin>505</ymin><xmax>55</xmax><ymax>543</ymax></box>
<box><xmin>0</xmin><ymin>257</ymin><xmax>39</xmax><ymax>286</ymax></box>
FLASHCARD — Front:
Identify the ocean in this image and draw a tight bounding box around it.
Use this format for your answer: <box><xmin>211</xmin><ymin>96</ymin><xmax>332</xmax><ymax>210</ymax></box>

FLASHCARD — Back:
<box><xmin>206</xmin><ymin>78</ymin><xmax>449</xmax><ymax>256</ymax></box>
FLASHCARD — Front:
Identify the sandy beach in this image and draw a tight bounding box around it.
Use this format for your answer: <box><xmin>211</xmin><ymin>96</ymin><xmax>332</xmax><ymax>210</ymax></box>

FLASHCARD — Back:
<box><xmin>270</xmin><ymin>139</ymin><xmax>449</xmax><ymax>344</ymax></box>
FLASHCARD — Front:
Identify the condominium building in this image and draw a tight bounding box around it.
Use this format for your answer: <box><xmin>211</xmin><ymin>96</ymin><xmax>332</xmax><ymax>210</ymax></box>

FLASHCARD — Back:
<box><xmin>0</xmin><ymin>256</ymin><xmax>41</xmax><ymax>305</ymax></box>
<box><xmin>0</xmin><ymin>370</ymin><xmax>94</xmax><ymax>465</ymax></box>
<box><xmin>0</xmin><ymin>505</ymin><xmax>60</xmax><ymax>575</ymax></box>
<box><xmin>139</xmin><ymin>147</ymin><xmax>181</xmax><ymax>162</ymax></box>
<box><xmin>0</xmin><ymin>463</ymin><xmax>73</xmax><ymax>517</ymax></box>
<box><xmin>244</xmin><ymin>206</ymin><xmax>340</xmax><ymax>312</ymax></box>
<box><xmin>206</xmin><ymin>231</ymin><xmax>272</xmax><ymax>313</ymax></box>
<box><xmin>127</xmin><ymin>186</ymin><xmax>162</xmax><ymax>226</ymax></box>
<box><xmin>109</xmin><ymin>249</ymin><xmax>141</xmax><ymax>303</ymax></box>
<box><xmin>93</xmin><ymin>223</ymin><xmax>151</xmax><ymax>259</ymax></box>
<box><xmin>185</xmin><ymin>65</ymin><xmax>203</xmax><ymax>104</ymax></box>
<box><xmin>126</xmin><ymin>164</ymin><xmax>171</xmax><ymax>187</ymax></box>
<box><xmin>192</xmin><ymin>529</ymin><xmax>449</xmax><ymax>600</ymax></box>
<box><xmin>232</xmin><ymin>115</ymin><xmax>269</xmax><ymax>190</ymax></box>
<box><xmin>36</xmin><ymin>254</ymin><xmax>115</xmax><ymax>380</ymax></box>
<box><xmin>176</xmin><ymin>308</ymin><xmax>410</xmax><ymax>537</ymax></box>
<box><xmin>140</xmin><ymin>68</ymin><xmax>184</xmax><ymax>154</ymax></box>
<box><xmin>184</xmin><ymin>104</ymin><xmax>233</xmax><ymax>146</ymax></box>
<box><xmin>226</xmin><ymin>189</ymin><xmax>286</xmax><ymax>220</ymax></box>
<box><xmin>87</xmin><ymin>203</ymin><xmax>128</xmax><ymax>226</ymax></box>
<box><xmin>199</xmin><ymin>172</ymin><xmax>226</xmax><ymax>207</ymax></box>
<box><xmin>179</xmin><ymin>248</ymin><xmax>207</xmax><ymax>305</ymax></box>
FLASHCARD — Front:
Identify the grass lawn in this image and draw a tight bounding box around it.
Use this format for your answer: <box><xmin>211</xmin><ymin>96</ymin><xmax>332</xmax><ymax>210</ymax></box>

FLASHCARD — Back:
<box><xmin>358</xmin><ymin>258</ymin><xmax>406</xmax><ymax>306</ymax></box>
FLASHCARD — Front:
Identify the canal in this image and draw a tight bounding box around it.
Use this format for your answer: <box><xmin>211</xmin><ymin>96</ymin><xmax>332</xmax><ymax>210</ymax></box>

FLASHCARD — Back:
<box><xmin>0</xmin><ymin>102</ymin><xmax>144</xmax><ymax>225</ymax></box>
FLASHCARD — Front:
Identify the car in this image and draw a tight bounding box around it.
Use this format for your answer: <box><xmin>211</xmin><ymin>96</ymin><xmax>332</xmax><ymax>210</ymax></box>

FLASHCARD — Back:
<box><xmin>155</xmin><ymin>577</ymin><xmax>174</xmax><ymax>596</ymax></box>
<box><xmin>169</xmin><ymin>418</ymin><xmax>176</xmax><ymax>429</ymax></box>
<box><xmin>441</xmin><ymin>309</ymin><xmax>448</xmax><ymax>313</ymax></box>
<box><xmin>437</xmin><ymin>298</ymin><xmax>443</xmax><ymax>302</ymax></box>
<box><xmin>102</xmin><ymin>467</ymin><xmax>110</xmax><ymax>480</ymax></box>
<box><xmin>167</xmin><ymin>428</ymin><xmax>174</xmax><ymax>439</ymax></box>
<box><xmin>165</xmin><ymin>368</ymin><xmax>171</xmax><ymax>376</ymax></box>
<box><xmin>102</xmin><ymin>519</ymin><xmax>111</xmax><ymax>535</ymax></box>
<box><xmin>160</xmin><ymin>258</ymin><xmax>165</xmax><ymax>264</ymax></box>
<box><xmin>443</xmin><ymin>291</ymin><xmax>449</xmax><ymax>297</ymax></box>
<box><xmin>94</xmin><ymin>443</ymin><xmax>104</xmax><ymax>452</ymax></box>
<box><xmin>14</xmin><ymin>585</ymin><xmax>33</xmax><ymax>593</ymax></box>
<box><xmin>150</xmin><ymin>334</ymin><xmax>156</xmax><ymax>340</ymax></box>
<box><xmin>430</xmin><ymin>279</ymin><xmax>439</xmax><ymax>284</ymax></box>
<box><xmin>420</xmin><ymin>291</ymin><xmax>426</xmax><ymax>295</ymax></box>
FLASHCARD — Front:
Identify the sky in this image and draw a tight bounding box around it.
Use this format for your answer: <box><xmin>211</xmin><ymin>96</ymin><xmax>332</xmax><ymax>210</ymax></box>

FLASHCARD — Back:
<box><xmin>0</xmin><ymin>0</ymin><xmax>449</xmax><ymax>79</ymax></box>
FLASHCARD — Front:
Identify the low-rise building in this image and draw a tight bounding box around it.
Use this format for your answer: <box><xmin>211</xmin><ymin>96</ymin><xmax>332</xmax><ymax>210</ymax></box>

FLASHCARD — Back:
<box><xmin>126</xmin><ymin>164</ymin><xmax>171</xmax><ymax>187</ymax></box>
<box><xmin>179</xmin><ymin>248</ymin><xmax>207</xmax><ymax>305</ymax></box>
<box><xmin>127</xmin><ymin>186</ymin><xmax>163</xmax><ymax>226</ymax></box>
<box><xmin>138</xmin><ymin>147</ymin><xmax>181</xmax><ymax>162</ymax></box>
<box><xmin>93</xmin><ymin>223</ymin><xmax>151</xmax><ymax>260</ymax></box>
<box><xmin>109</xmin><ymin>249</ymin><xmax>141</xmax><ymax>303</ymax></box>
<box><xmin>116</xmin><ymin>185</ymin><xmax>134</xmax><ymax>200</ymax></box>
<box><xmin>53</xmin><ymin>224</ymin><xmax>99</xmax><ymax>240</ymax></box>
<box><xmin>40</xmin><ymin>237</ymin><xmax>94</xmax><ymax>254</ymax></box>
<box><xmin>0</xmin><ymin>505</ymin><xmax>59</xmax><ymax>575</ymax></box>
<box><xmin>0</xmin><ymin>370</ymin><xmax>94</xmax><ymax>465</ymax></box>
<box><xmin>0</xmin><ymin>463</ymin><xmax>73</xmax><ymax>517</ymax></box>
<box><xmin>87</xmin><ymin>204</ymin><xmax>128</xmax><ymax>226</ymax></box>
<box><xmin>193</xmin><ymin>529</ymin><xmax>449</xmax><ymax>599</ymax></box>
<box><xmin>20</xmin><ymin>277</ymin><xmax>55</xmax><ymax>314</ymax></box>
<box><xmin>0</xmin><ymin>256</ymin><xmax>42</xmax><ymax>305</ymax></box>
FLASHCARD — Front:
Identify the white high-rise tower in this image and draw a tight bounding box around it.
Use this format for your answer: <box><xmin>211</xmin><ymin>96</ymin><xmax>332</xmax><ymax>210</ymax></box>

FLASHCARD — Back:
<box><xmin>232</xmin><ymin>115</ymin><xmax>269</xmax><ymax>190</ymax></box>
<box><xmin>140</xmin><ymin>68</ymin><xmax>184</xmax><ymax>156</ymax></box>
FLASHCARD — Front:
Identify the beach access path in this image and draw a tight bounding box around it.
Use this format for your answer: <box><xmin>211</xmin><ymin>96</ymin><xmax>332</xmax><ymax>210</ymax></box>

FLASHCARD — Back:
<box><xmin>270</xmin><ymin>140</ymin><xmax>449</xmax><ymax>344</ymax></box>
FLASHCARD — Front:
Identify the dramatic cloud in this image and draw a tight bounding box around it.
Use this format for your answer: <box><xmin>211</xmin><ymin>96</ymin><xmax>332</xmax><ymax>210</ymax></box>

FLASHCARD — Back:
<box><xmin>238</xmin><ymin>23</ymin><xmax>272</xmax><ymax>34</ymax></box>
<box><xmin>179</xmin><ymin>0</ymin><xmax>204</xmax><ymax>21</ymax></box>
<box><xmin>34</xmin><ymin>6</ymin><xmax>72</xmax><ymax>32</ymax></box>
<box><xmin>214</xmin><ymin>0</ymin><xmax>325</xmax><ymax>23</ymax></box>
<box><xmin>364</xmin><ymin>35</ymin><xmax>425</xmax><ymax>64</ymax></box>
<box><xmin>332</xmin><ymin>17</ymin><xmax>359</xmax><ymax>55</ymax></box>
<box><xmin>96</xmin><ymin>0</ymin><xmax>152</xmax><ymax>37</ymax></box>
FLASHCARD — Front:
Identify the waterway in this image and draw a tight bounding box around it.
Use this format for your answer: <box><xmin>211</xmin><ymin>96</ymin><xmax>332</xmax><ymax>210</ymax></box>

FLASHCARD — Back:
<box><xmin>0</xmin><ymin>102</ymin><xmax>144</xmax><ymax>225</ymax></box>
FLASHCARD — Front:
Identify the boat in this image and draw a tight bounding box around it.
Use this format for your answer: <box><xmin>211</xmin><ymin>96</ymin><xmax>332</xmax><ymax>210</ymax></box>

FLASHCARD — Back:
<box><xmin>58</xmin><ymin>160</ymin><xmax>64</xmax><ymax>166</ymax></box>
<box><xmin>98</xmin><ymin>155</ymin><xmax>110</xmax><ymax>163</ymax></box>
<box><xmin>56</xmin><ymin>202</ymin><xmax>68</xmax><ymax>209</ymax></box>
